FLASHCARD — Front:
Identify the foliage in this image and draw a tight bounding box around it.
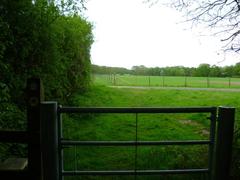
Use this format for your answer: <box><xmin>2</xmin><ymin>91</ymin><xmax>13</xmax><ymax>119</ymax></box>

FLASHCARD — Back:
<box><xmin>42</xmin><ymin>15</ymin><xmax>93</xmax><ymax>101</ymax></box>
<box><xmin>0</xmin><ymin>0</ymin><xmax>93</xmax><ymax>107</ymax></box>
<box><xmin>92</xmin><ymin>64</ymin><xmax>132</xmax><ymax>75</ymax></box>
<box><xmin>0</xmin><ymin>0</ymin><xmax>93</xmax><ymax>159</ymax></box>
<box><xmin>93</xmin><ymin>62</ymin><xmax>240</xmax><ymax>77</ymax></box>
<box><xmin>194</xmin><ymin>63</ymin><xmax>211</xmax><ymax>77</ymax></box>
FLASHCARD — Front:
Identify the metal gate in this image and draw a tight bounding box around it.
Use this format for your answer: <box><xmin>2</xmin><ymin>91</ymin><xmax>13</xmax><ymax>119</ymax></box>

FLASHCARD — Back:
<box><xmin>40</xmin><ymin>102</ymin><xmax>235</xmax><ymax>180</ymax></box>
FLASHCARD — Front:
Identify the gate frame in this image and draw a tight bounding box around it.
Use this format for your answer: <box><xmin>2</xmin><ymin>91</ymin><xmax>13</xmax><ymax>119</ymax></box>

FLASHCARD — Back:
<box><xmin>40</xmin><ymin>102</ymin><xmax>235</xmax><ymax>180</ymax></box>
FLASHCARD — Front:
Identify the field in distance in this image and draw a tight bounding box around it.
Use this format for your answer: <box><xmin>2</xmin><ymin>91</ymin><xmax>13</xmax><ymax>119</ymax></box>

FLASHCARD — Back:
<box><xmin>93</xmin><ymin>74</ymin><xmax>240</xmax><ymax>88</ymax></box>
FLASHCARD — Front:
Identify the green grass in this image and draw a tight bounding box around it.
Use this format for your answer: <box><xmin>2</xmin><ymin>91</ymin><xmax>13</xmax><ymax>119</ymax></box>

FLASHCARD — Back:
<box><xmin>63</xmin><ymin>85</ymin><xmax>240</xmax><ymax>180</ymax></box>
<box><xmin>93</xmin><ymin>74</ymin><xmax>240</xmax><ymax>88</ymax></box>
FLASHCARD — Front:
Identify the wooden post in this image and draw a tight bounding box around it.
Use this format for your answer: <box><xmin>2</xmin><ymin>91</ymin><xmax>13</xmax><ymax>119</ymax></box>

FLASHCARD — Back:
<box><xmin>214</xmin><ymin>107</ymin><xmax>235</xmax><ymax>180</ymax></box>
<box><xmin>114</xmin><ymin>74</ymin><xmax>116</xmax><ymax>86</ymax></box>
<box><xmin>41</xmin><ymin>102</ymin><xmax>59</xmax><ymax>180</ymax></box>
<box><xmin>162</xmin><ymin>76</ymin><xmax>165</xmax><ymax>87</ymax></box>
<box><xmin>26</xmin><ymin>78</ymin><xmax>44</xmax><ymax>180</ymax></box>
<box><xmin>148</xmin><ymin>76</ymin><xmax>150</xmax><ymax>87</ymax></box>
<box><xmin>184</xmin><ymin>76</ymin><xmax>187</xmax><ymax>87</ymax></box>
<box><xmin>207</xmin><ymin>77</ymin><xmax>210</xmax><ymax>88</ymax></box>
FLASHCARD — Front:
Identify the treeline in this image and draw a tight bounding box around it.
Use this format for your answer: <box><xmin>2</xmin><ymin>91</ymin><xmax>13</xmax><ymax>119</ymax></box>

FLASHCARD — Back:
<box><xmin>92</xmin><ymin>64</ymin><xmax>132</xmax><ymax>75</ymax></box>
<box><xmin>0</xmin><ymin>0</ymin><xmax>93</xmax><ymax>131</ymax></box>
<box><xmin>92</xmin><ymin>63</ymin><xmax>240</xmax><ymax>77</ymax></box>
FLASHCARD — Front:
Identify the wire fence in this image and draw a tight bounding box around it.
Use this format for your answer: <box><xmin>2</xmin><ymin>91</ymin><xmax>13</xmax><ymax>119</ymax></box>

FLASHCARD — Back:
<box><xmin>92</xmin><ymin>74</ymin><xmax>240</xmax><ymax>88</ymax></box>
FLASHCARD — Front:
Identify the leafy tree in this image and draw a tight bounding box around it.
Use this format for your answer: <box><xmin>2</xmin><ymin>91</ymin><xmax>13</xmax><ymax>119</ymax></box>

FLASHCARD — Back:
<box><xmin>195</xmin><ymin>63</ymin><xmax>210</xmax><ymax>77</ymax></box>
<box><xmin>132</xmin><ymin>65</ymin><xmax>149</xmax><ymax>75</ymax></box>
<box><xmin>0</xmin><ymin>0</ymin><xmax>93</xmax><ymax>161</ymax></box>
<box><xmin>222</xmin><ymin>65</ymin><xmax>234</xmax><ymax>77</ymax></box>
<box><xmin>233</xmin><ymin>62</ymin><xmax>240</xmax><ymax>76</ymax></box>
<box><xmin>210</xmin><ymin>65</ymin><xmax>222</xmax><ymax>77</ymax></box>
<box><xmin>0</xmin><ymin>0</ymin><xmax>93</xmax><ymax>128</ymax></box>
<box><xmin>92</xmin><ymin>65</ymin><xmax>131</xmax><ymax>75</ymax></box>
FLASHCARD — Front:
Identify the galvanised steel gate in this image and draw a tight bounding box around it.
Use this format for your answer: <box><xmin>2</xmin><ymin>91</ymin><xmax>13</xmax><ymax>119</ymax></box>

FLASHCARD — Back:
<box><xmin>40</xmin><ymin>102</ymin><xmax>235</xmax><ymax>180</ymax></box>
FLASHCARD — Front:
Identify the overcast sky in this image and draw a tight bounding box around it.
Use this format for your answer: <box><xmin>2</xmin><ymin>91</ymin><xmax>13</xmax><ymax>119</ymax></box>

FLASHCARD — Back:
<box><xmin>84</xmin><ymin>0</ymin><xmax>240</xmax><ymax>69</ymax></box>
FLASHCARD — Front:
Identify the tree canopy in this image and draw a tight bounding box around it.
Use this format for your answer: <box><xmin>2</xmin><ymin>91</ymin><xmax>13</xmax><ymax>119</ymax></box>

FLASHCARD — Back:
<box><xmin>0</xmin><ymin>0</ymin><xmax>93</xmax><ymax>131</ymax></box>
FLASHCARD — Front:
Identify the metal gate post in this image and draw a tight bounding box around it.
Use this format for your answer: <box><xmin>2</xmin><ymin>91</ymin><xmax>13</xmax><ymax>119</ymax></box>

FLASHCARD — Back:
<box><xmin>40</xmin><ymin>102</ymin><xmax>59</xmax><ymax>180</ymax></box>
<box><xmin>214</xmin><ymin>107</ymin><xmax>235</xmax><ymax>180</ymax></box>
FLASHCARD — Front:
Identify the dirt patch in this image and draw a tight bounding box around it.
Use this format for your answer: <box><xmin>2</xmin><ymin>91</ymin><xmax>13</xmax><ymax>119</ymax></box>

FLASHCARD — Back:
<box><xmin>179</xmin><ymin>120</ymin><xmax>210</xmax><ymax>136</ymax></box>
<box><xmin>179</xmin><ymin>119</ymin><xmax>199</xmax><ymax>126</ymax></box>
<box><xmin>110</xmin><ymin>86</ymin><xmax>240</xmax><ymax>92</ymax></box>
<box><xmin>199</xmin><ymin>80</ymin><xmax>240</xmax><ymax>85</ymax></box>
<box><xmin>200</xmin><ymin>129</ymin><xmax>210</xmax><ymax>136</ymax></box>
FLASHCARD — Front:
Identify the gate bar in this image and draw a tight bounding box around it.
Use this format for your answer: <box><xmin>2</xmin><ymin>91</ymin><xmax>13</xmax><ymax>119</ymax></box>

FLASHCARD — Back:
<box><xmin>208</xmin><ymin>109</ymin><xmax>217</xmax><ymax>179</ymax></box>
<box><xmin>59</xmin><ymin>107</ymin><xmax>216</xmax><ymax>114</ymax></box>
<box><xmin>62</xmin><ymin>169</ymin><xmax>209</xmax><ymax>176</ymax></box>
<box><xmin>0</xmin><ymin>131</ymin><xmax>28</xmax><ymax>143</ymax></box>
<box><xmin>61</xmin><ymin>140</ymin><xmax>210</xmax><ymax>147</ymax></box>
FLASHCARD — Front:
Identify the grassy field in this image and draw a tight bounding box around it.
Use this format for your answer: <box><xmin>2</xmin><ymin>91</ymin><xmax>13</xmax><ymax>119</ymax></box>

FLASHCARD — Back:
<box><xmin>93</xmin><ymin>74</ymin><xmax>240</xmax><ymax>88</ymax></box>
<box><xmin>62</xmin><ymin>85</ymin><xmax>240</xmax><ymax>180</ymax></box>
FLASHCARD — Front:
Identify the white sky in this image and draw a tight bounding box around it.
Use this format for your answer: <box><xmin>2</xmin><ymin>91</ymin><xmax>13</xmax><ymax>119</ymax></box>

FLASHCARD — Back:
<box><xmin>84</xmin><ymin>0</ymin><xmax>240</xmax><ymax>69</ymax></box>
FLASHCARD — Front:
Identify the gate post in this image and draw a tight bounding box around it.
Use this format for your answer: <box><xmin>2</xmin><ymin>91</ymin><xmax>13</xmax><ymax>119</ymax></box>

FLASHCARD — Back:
<box><xmin>27</xmin><ymin>78</ymin><xmax>44</xmax><ymax>179</ymax></box>
<box><xmin>40</xmin><ymin>102</ymin><xmax>59</xmax><ymax>180</ymax></box>
<box><xmin>214</xmin><ymin>107</ymin><xmax>235</xmax><ymax>180</ymax></box>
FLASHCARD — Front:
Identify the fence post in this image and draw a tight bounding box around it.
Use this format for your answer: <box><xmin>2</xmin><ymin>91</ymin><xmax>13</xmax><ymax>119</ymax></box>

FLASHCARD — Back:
<box><xmin>26</xmin><ymin>78</ymin><xmax>44</xmax><ymax>179</ymax></box>
<box><xmin>40</xmin><ymin>102</ymin><xmax>59</xmax><ymax>180</ymax></box>
<box><xmin>207</xmin><ymin>77</ymin><xmax>210</xmax><ymax>88</ymax></box>
<box><xmin>214</xmin><ymin>107</ymin><xmax>235</xmax><ymax>180</ymax></box>
<box><xmin>184</xmin><ymin>76</ymin><xmax>187</xmax><ymax>87</ymax></box>
<box><xmin>162</xmin><ymin>76</ymin><xmax>165</xmax><ymax>87</ymax></box>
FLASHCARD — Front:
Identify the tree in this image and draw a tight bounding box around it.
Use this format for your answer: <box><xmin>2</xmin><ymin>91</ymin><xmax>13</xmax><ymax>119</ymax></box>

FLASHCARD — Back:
<box><xmin>209</xmin><ymin>65</ymin><xmax>222</xmax><ymax>77</ymax></box>
<box><xmin>0</xmin><ymin>0</ymin><xmax>93</xmax><ymax>159</ymax></box>
<box><xmin>222</xmin><ymin>65</ymin><xmax>234</xmax><ymax>77</ymax></box>
<box><xmin>233</xmin><ymin>62</ymin><xmax>240</xmax><ymax>76</ymax></box>
<box><xmin>145</xmin><ymin>0</ymin><xmax>240</xmax><ymax>52</ymax></box>
<box><xmin>195</xmin><ymin>63</ymin><xmax>210</xmax><ymax>77</ymax></box>
<box><xmin>132</xmin><ymin>65</ymin><xmax>148</xmax><ymax>75</ymax></box>
<box><xmin>0</xmin><ymin>0</ymin><xmax>93</xmax><ymax>125</ymax></box>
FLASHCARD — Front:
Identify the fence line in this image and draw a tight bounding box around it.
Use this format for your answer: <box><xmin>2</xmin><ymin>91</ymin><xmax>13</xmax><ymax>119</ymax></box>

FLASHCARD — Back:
<box><xmin>93</xmin><ymin>74</ymin><xmax>240</xmax><ymax>88</ymax></box>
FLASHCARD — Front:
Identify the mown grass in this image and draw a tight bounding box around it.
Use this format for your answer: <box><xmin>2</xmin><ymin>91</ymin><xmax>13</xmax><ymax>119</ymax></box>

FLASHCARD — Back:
<box><xmin>93</xmin><ymin>74</ymin><xmax>240</xmax><ymax>88</ymax></box>
<box><xmin>62</xmin><ymin>85</ymin><xmax>240</xmax><ymax>180</ymax></box>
